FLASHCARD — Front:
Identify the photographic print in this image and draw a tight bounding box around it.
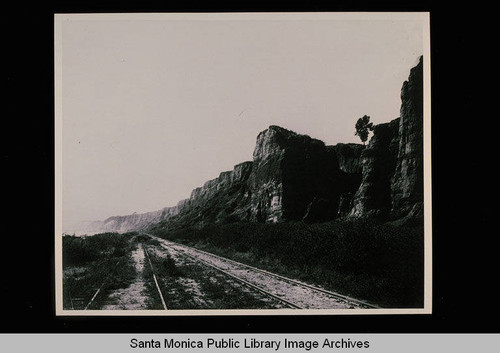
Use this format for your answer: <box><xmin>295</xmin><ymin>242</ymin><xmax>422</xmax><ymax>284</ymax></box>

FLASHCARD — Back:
<box><xmin>54</xmin><ymin>12</ymin><xmax>431</xmax><ymax>315</ymax></box>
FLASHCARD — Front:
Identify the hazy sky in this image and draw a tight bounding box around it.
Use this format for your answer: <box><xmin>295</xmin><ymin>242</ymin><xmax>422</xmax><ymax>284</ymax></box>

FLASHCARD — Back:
<box><xmin>57</xmin><ymin>13</ymin><xmax>425</xmax><ymax>230</ymax></box>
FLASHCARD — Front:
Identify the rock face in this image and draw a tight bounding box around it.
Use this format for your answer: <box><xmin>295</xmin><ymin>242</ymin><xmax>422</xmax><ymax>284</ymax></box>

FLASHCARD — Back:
<box><xmin>391</xmin><ymin>56</ymin><xmax>424</xmax><ymax>218</ymax></box>
<box><xmin>248</xmin><ymin>126</ymin><xmax>362</xmax><ymax>223</ymax></box>
<box><xmin>349</xmin><ymin>118</ymin><xmax>400</xmax><ymax>219</ymax></box>
<box><xmin>158</xmin><ymin>126</ymin><xmax>364</xmax><ymax>230</ymax></box>
<box><xmin>73</xmin><ymin>56</ymin><xmax>424</xmax><ymax>234</ymax></box>
<box><xmin>349</xmin><ymin>56</ymin><xmax>424</xmax><ymax>220</ymax></box>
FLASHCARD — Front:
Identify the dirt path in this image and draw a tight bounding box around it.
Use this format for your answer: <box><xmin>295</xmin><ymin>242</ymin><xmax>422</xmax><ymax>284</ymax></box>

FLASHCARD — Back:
<box><xmin>100</xmin><ymin>243</ymin><xmax>149</xmax><ymax>310</ymax></box>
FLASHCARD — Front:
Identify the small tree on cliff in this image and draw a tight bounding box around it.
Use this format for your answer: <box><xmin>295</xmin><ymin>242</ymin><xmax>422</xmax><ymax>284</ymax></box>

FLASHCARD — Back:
<box><xmin>355</xmin><ymin>115</ymin><xmax>374</xmax><ymax>145</ymax></box>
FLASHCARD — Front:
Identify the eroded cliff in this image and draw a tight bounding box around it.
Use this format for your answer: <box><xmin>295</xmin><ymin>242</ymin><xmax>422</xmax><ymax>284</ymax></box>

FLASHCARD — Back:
<box><xmin>77</xmin><ymin>126</ymin><xmax>364</xmax><ymax>233</ymax></box>
<box><xmin>248</xmin><ymin>126</ymin><xmax>363</xmax><ymax>223</ymax></box>
<box><xmin>74</xmin><ymin>56</ymin><xmax>424</xmax><ymax>234</ymax></box>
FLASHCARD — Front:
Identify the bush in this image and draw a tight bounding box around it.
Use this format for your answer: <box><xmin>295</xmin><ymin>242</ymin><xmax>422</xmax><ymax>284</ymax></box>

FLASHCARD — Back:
<box><xmin>161</xmin><ymin>255</ymin><xmax>183</xmax><ymax>277</ymax></box>
<box><xmin>62</xmin><ymin>232</ymin><xmax>137</xmax><ymax>309</ymax></box>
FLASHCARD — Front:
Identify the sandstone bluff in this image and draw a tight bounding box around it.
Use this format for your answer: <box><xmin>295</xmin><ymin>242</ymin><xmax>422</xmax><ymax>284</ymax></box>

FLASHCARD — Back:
<box><xmin>79</xmin><ymin>56</ymin><xmax>424</xmax><ymax>234</ymax></box>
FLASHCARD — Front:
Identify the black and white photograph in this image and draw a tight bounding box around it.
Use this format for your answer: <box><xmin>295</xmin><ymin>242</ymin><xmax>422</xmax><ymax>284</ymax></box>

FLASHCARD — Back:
<box><xmin>54</xmin><ymin>12</ymin><xmax>431</xmax><ymax>315</ymax></box>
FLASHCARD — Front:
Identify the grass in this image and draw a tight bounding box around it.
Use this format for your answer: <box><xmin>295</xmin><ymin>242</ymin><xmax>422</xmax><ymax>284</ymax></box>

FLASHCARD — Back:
<box><xmin>149</xmin><ymin>218</ymin><xmax>424</xmax><ymax>308</ymax></box>
<box><xmin>62</xmin><ymin>232</ymin><xmax>138</xmax><ymax>310</ymax></box>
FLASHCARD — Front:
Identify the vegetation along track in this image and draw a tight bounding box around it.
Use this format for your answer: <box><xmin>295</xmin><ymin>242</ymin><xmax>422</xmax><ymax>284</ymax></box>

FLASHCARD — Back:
<box><xmin>144</xmin><ymin>233</ymin><xmax>379</xmax><ymax>310</ymax></box>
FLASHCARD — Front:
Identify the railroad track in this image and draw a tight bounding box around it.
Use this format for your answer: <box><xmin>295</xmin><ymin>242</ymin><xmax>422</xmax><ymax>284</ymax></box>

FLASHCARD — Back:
<box><xmin>83</xmin><ymin>242</ymin><xmax>167</xmax><ymax>310</ymax></box>
<box><xmin>157</xmin><ymin>242</ymin><xmax>302</xmax><ymax>309</ymax></box>
<box><xmin>144</xmin><ymin>233</ymin><xmax>379</xmax><ymax>310</ymax></box>
<box><xmin>143</xmin><ymin>246</ymin><xmax>168</xmax><ymax>310</ymax></box>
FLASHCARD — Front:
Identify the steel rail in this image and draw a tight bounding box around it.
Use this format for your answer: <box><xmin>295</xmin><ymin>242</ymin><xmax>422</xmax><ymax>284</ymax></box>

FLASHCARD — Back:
<box><xmin>146</xmin><ymin>233</ymin><xmax>379</xmax><ymax>309</ymax></box>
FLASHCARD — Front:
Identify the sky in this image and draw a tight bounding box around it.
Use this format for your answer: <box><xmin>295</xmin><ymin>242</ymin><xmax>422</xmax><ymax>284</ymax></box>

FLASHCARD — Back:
<box><xmin>57</xmin><ymin>13</ymin><xmax>425</xmax><ymax>231</ymax></box>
